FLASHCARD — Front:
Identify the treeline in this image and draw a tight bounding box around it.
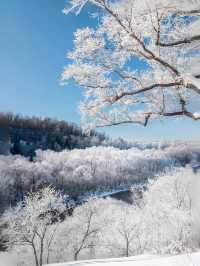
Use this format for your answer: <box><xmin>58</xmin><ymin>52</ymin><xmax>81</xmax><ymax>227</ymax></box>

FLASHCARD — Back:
<box><xmin>0</xmin><ymin>112</ymin><xmax>107</xmax><ymax>157</ymax></box>
<box><xmin>0</xmin><ymin>112</ymin><xmax>182</xmax><ymax>158</ymax></box>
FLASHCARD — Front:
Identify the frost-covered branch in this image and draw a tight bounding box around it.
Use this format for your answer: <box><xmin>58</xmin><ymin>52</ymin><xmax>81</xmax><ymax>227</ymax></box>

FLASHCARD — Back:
<box><xmin>62</xmin><ymin>0</ymin><xmax>200</xmax><ymax>128</ymax></box>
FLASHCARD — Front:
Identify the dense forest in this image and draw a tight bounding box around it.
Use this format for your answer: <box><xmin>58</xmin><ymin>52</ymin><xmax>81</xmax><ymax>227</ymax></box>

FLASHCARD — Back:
<box><xmin>1</xmin><ymin>161</ymin><xmax>200</xmax><ymax>265</ymax></box>
<box><xmin>0</xmin><ymin>112</ymin><xmax>175</xmax><ymax>158</ymax></box>
<box><xmin>0</xmin><ymin>112</ymin><xmax>107</xmax><ymax>158</ymax></box>
<box><xmin>0</xmin><ymin>143</ymin><xmax>199</xmax><ymax>211</ymax></box>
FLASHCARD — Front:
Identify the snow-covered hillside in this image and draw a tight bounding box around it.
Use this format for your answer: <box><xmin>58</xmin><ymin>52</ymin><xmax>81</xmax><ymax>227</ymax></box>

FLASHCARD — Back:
<box><xmin>46</xmin><ymin>253</ymin><xmax>200</xmax><ymax>266</ymax></box>
<box><xmin>0</xmin><ymin>142</ymin><xmax>199</xmax><ymax>211</ymax></box>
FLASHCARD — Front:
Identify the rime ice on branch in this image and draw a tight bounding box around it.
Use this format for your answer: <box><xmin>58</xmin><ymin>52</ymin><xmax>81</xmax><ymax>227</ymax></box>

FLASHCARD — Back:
<box><xmin>62</xmin><ymin>0</ymin><xmax>200</xmax><ymax>129</ymax></box>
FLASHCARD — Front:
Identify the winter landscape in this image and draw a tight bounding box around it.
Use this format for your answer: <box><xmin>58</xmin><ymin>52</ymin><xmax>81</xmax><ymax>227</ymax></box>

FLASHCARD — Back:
<box><xmin>0</xmin><ymin>0</ymin><xmax>200</xmax><ymax>265</ymax></box>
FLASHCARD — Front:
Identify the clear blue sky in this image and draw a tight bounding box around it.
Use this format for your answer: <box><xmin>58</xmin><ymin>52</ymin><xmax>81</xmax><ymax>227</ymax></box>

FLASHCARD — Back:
<box><xmin>0</xmin><ymin>0</ymin><xmax>199</xmax><ymax>141</ymax></box>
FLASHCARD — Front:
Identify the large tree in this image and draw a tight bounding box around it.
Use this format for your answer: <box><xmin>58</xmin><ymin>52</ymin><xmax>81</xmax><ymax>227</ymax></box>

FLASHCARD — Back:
<box><xmin>62</xmin><ymin>0</ymin><xmax>200</xmax><ymax>129</ymax></box>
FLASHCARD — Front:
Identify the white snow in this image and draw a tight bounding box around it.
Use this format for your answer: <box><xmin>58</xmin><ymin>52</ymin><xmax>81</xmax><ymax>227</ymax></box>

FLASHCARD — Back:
<box><xmin>0</xmin><ymin>252</ymin><xmax>17</xmax><ymax>266</ymax></box>
<box><xmin>183</xmin><ymin>74</ymin><xmax>200</xmax><ymax>92</ymax></box>
<box><xmin>45</xmin><ymin>252</ymin><xmax>200</xmax><ymax>266</ymax></box>
<box><xmin>193</xmin><ymin>112</ymin><xmax>200</xmax><ymax>119</ymax></box>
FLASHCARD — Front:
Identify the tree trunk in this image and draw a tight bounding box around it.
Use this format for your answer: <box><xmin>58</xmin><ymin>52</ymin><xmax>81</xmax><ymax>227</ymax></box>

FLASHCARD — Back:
<box><xmin>32</xmin><ymin>243</ymin><xmax>39</xmax><ymax>266</ymax></box>
<box><xmin>74</xmin><ymin>252</ymin><xmax>78</xmax><ymax>261</ymax></box>
<box><xmin>39</xmin><ymin>240</ymin><xmax>44</xmax><ymax>266</ymax></box>
<box><xmin>126</xmin><ymin>239</ymin><xmax>129</xmax><ymax>257</ymax></box>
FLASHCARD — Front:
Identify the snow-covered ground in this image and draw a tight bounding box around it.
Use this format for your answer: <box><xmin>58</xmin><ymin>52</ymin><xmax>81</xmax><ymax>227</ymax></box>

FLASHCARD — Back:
<box><xmin>0</xmin><ymin>252</ymin><xmax>18</xmax><ymax>266</ymax></box>
<box><xmin>45</xmin><ymin>253</ymin><xmax>200</xmax><ymax>266</ymax></box>
<box><xmin>1</xmin><ymin>251</ymin><xmax>199</xmax><ymax>266</ymax></box>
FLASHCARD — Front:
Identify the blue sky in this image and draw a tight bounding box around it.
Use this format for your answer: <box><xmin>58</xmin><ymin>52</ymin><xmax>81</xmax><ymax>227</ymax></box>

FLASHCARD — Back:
<box><xmin>0</xmin><ymin>0</ymin><xmax>199</xmax><ymax>141</ymax></box>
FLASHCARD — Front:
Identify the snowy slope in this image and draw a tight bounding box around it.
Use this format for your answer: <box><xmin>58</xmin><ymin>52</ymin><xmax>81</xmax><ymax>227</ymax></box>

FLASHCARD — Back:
<box><xmin>45</xmin><ymin>253</ymin><xmax>200</xmax><ymax>266</ymax></box>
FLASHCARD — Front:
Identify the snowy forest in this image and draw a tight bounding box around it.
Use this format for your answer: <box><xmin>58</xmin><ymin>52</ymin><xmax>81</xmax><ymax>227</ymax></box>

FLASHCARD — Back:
<box><xmin>0</xmin><ymin>136</ymin><xmax>200</xmax><ymax>265</ymax></box>
<box><xmin>0</xmin><ymin>0</ymin><xmax>200</xmax><ymax>265</ymax></box>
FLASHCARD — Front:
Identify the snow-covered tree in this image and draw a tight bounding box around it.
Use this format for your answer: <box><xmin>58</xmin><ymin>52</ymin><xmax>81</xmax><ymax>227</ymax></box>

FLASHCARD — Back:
<box><xmin>142</xmin><ymin>167</ymin><xmax>200</xmax><ymax>254</ymax></box>
<box><xmin>1</xmin><ymin>187</ymin><xmax>66</xmax><ymax>266</ymax></box>
<box><xmin>62</xmin><ymin>0</ymin><xmax>200</xmax><ymax>129</ymax></box>
<box><xmin>69</xmin><ymin>200</ymin><xmax>101</xmax><ymax>260</ymax></box>
<box><xmin>52</xmin><ymin>199</ymin><xmax>104</xmax><ymax>263</ymax></box>
<box><xmin>101</xmin><ymin>203</ymin><xmax>143</xmax><ymax>257</ymax></box>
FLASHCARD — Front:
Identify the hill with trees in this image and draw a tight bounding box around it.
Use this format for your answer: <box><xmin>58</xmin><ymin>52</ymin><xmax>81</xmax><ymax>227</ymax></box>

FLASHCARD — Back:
<box><xmin>0</xmin><ymin>112</ymin><xmax>107</xmax><ymax>158</ymax></box>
